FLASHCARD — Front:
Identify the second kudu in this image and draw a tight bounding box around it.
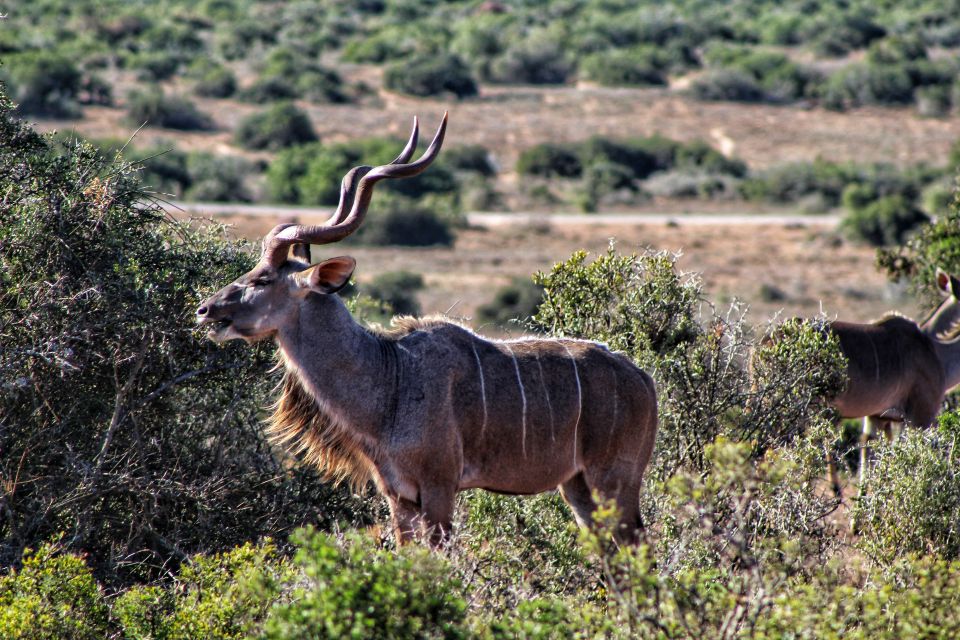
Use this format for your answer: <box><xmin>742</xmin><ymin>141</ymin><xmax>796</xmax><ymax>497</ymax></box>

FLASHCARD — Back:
<box><xmin>770</xmin><ymin>270</ymin><xmax>960</xmax><ymax>494</ymax></box>
<box><xmin>833</xmin><ymin>270</ymin><xmax>960</xmax><ymax>483</ymax></box>
<box><xmin>196</xmin><ymin>115</ymin><xmax>658</xmax><ymax>545</ymax></box>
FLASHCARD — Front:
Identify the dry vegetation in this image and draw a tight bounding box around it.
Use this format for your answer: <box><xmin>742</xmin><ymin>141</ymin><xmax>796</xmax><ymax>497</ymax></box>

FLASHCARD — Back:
<box><xmin>202</xmin><ymin>211</ymin><xmax>917</xmax><ymax>333</ymax></box>
<box><xmin>40</xmin><ymin>75</ymin><xmax>951</xmax><ymax>329</ymax></box>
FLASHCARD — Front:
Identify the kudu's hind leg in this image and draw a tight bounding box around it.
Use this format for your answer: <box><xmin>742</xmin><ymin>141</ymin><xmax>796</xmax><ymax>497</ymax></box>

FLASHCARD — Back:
<box><xmin>583</xmin><ymin>467</ymin><xmax>644</xmax><ymax>545</ymax></box>
<box><xmin>560</xmin><ymin>473</ymin><xmax>597</xmax><ymax>529</ymax></box>
<box><xmin>857</xmin><ymin>417</ymin><xmax>887</xmax><ymax>490</ymax></box>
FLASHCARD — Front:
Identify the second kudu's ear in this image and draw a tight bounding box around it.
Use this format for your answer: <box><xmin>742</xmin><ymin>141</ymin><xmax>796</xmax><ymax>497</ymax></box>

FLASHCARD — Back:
<box><xmin>936</xmin><ymin>268</ymin><xmax>960</xmax><ymax>298</ymax></box>
<box><xmin>302</xmin><ymin>256</ymin><xmax>356</xmax><ymax>295</ymax></box>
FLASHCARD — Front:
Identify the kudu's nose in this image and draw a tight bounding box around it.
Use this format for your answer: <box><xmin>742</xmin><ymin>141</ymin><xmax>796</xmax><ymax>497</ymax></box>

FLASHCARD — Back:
<box><xmin>196</xmin><ymin>305</ymin><xmax>209</xmax><ymax>317</ymax></box>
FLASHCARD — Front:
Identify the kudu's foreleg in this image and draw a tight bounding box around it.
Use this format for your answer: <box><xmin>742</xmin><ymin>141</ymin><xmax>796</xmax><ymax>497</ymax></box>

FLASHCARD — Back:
<box><xmin>388</xmin><ymin>496</ymin><xmax>421</xmax><ymax>545</ymax></box>
<box><xmin>824</xmin><ymin>443</ymin><xmax>842</xmax><ymax>499</ymax></box>
<box><xmin>419</xmin><ymin>485</ymin><xmax>456</xmax><ymax>548</ymax></box>
<box><xmin>852</xmin><ymin>416</ymin><xmax>894</xmax><ymax>534</ymax></box>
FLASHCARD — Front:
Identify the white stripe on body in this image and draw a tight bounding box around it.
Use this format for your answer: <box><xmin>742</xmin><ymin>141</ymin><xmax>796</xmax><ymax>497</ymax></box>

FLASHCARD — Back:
<box><xmin>609</xmin><ymin>368</ymin><xmax>618</xmax><ymax>457</ymax></box>
<box><xmin>535</xmin><ymin>354</ymin><xmax>556</xmax><ymax>442</ymax></box>
<box><xmin>560</xmin><ymin>342</ymin><xmax>583</xmax><ymax>469</ymax></box>
<box><xmin>471</xmin><ymin>342</ymin><xmax>489</xmax><ymax>437</ymax></box>
<box><xmin>506</xmin><ymin>345</ymin><xmax>528</xmax><ymax>458</ymax></box>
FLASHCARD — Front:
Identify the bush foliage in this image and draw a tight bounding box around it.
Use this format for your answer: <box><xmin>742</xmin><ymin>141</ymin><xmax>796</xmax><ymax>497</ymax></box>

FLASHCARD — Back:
<box><xmin>0</xmin><ymin>89</ymin><xmax>371</xmax><ymax>587</ymax></box>
<box><xmin>234</xmin><ymin>102</ymin><xmax>318</xmax><ymax>151</ymax></box>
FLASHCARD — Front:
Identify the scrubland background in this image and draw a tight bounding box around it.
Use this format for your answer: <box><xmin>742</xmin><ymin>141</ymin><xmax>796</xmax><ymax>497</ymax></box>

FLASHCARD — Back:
<box><xmin>5</xmin><ymin>1</ymin><xmax>960</xmax><ymax>637</ymax></box>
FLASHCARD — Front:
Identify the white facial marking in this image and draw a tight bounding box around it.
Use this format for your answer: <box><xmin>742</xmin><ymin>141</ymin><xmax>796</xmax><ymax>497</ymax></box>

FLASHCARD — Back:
<box><xmin>506</xmin><ymin>345</ymin><xmax>528</xmax><ymax>459</ymax></box>
<box><xmin>471</xmin><ymin>342</ymin><xmax>489</xmax><ymax>437</ymax></box>
<box><xmin>560</xmin><ymin>342</ymin><xmax>583</xmax><ymax>469</ymax></box>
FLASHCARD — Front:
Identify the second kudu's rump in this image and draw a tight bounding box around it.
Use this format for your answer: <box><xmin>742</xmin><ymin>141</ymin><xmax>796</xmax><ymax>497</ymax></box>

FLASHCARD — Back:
<box><xmin>196</xmin><ymin>114</ymin><xmax>658</xmax><ymax>545</ymax></box>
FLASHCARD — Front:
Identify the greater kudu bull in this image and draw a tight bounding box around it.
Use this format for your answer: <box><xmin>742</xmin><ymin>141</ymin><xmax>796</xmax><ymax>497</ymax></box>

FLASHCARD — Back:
<box><xmin>196</xmin><ymin>115</ymin><xmax>658</xmax><ymax>545</ymax></box>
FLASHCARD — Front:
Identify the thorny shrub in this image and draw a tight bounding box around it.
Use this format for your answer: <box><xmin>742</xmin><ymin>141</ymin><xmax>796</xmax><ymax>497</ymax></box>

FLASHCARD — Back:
<box><xmin>0</xmin><ymin>89</ymin><xmax>373</xmax><ymax>587</ymax></box>
<box><xmin>852</xmin><ymin>411</ymin><xmax>960</xmax><ymax>565</ymax></box>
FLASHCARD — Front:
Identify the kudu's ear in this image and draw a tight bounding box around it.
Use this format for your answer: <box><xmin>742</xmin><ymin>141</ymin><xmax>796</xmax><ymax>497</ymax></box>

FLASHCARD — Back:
<box><xmin>301</xmin><ymin>256</ymin><xmax>356</xmax><ymax>295</ymax></box>
<box><xmin>290</xmin><ymin>243</ymin><xmax>311</xmax><ymax>263</ymax></box>
<box><xmin>936</xmin><ymin>268</ymin><xmax>960</xmax><ymax>298</ymax></box>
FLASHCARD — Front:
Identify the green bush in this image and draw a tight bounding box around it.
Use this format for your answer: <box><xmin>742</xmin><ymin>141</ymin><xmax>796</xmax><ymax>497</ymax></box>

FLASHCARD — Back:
<box><xmin>852</xmin><ymin>414</ymin><xmax>960</xmax><ymax>565</ymax></box>
<box><xmin>239</xmin><ymin>49</ymin><xmax>348</xmax><ymax>104</ymax></box>
<box><xmin>841</xmin><ymin>193</ymin><xmax>929</xmax><ymax>246</ymax></box>
<box><xmin>132</xmin><ymin>50</ymin><xmax>182</xmax><ymax>81</ymax></box>
<box><xmin>348</xmin><ymin>205</ymin><xmax>455</xmax><ymax>247</ymax></box>
<box><xmin>811</xmin><ymin>12</ymin><xmax>886</xmax><ymax>57</ymax></box>
<box><xmin>822</xmin><ymin>63</ymin><xmax>915</xmax><ymax>110</ymax></box>
<box><xmin>114</xmin><ymin>542</ymin><xmax>290</xmax><ymax>639</ymax></box>
<box><xmin>0</xmin><ymin>90</ymin><xmax>370</xmax><ymax>586</ymax></box>
<box><xmin>184</xmin><ymin>152</ymin><xmax>253</xmax><ymax>202</ymax></box>
<box><xmin>132</xmin><ymin>146</ymin><xmax>193</xmax><ymax>196</ymax></box>
<box><xmin>364</xmin><ymin>270</ymin><xmax>425</xmax><ymax>317</ymax></box>
<box><xmin>191</xmin><ymin>63</ymin><xmax>237</xmax><ymax>98</ymax></box>
<box><xmin>384</xmin><ymin>53</ymin><xmax>478</xmax><ymax>98</ymax></box>
<box><xmin>878</xmin><ymin>204</ymin><xmax>960</xmax><ymax>299</ymax></box>
<box><xmin>444</xmin><ymin>144</ymin><xmax>496</xmax><ymax>177</ymax></box>
<box><xmin>580</xmin><ymin>48</ymin><xmax>667</xmax><ymax>87</ymax></box>
<box><xmin>267</xmin><ymin>138</ymin><xmax>459</xmax><ymax>205</ymax></box>
<box><xmin>690</xmin><ymin>68</ymin><xmax>766</xmax><ymax>102</ymax></box>
<box><xmin>579</xmin><ymin>160</ymin><xmax>639</xmax><ymax>211</ymax></box>
<box><xmin>0</xmin><ymin>543</ymin><xmax>109</xmax><ymax>639</ymax></box>
<box><xmin>262</xmin><ymin>529</ymin><xmax>467</xmax><ymax>640</ymax></box>
<box><xmin>741</xmin><ymin>159</ymin><xmax>860</xmax><ymax>206</ymax></box>
<box><xmin>237</xmin><ymin>76</ymin><xmax>299</xmax><ymax>103</ymax></box>
<box><xmin>516</xmin><ymin>143</ymin><xmax>582</xmax><ymax>178</ymax></box>
<box><xmin>127</xmin><ymin>86</ymin><xmax>214</xmax><ymax>131</ymax></box>
<box><xmin>866</xmin><ymin>34</ymin><xmax>928</xmax><ymax>65</ymax></box>
<box><xmin>703</xmin><ymin>45</ymin><xmax>820</xmax><ymax>102</ymax></box>
<box><xmin>234</xmin><ymin>102</ymin><xmax>317</xmax><ymax>150</ymax></box>
<box><xmin>674</xmin><ymin>139</ymin><xmax>747</xmax><ymax>177</ymax></box>
<box><xmin>476</xmin><ymin>278</ymin><xmax>544</xmax><ymax>331</ymax></box>
<box><xmin>489</xmin><ymin>31</ymin><xmax>573</xmax><ymax>85</ymax></box>
<box><xmin>6</xmin><ymin>51</ymin><xmax>82</xmax><ymax>118</ymax></box>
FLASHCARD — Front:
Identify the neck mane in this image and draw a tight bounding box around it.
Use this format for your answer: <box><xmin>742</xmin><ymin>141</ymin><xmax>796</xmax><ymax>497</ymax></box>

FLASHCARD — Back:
<box><xmin>266</xmin><ymin>302</ymin><xmax>457</xmax><ymax>490</ymax></box>
<box><xmin>266</xmin><ymin>353</ymin><xmax>374</xmax><ymax>490</ymax></box>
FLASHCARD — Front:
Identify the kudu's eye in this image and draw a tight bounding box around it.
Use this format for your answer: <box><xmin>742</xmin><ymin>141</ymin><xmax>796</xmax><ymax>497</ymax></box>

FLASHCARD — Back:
<box><xmin>251</xmin><ymin>278</ymin><xmax>273</xmax><ymax>287</ymax></box>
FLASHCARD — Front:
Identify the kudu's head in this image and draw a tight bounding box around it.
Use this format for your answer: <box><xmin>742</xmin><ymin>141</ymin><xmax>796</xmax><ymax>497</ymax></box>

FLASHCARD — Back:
<box><xmin>196</xmin><ymin>114</ymin><xmax>448</xmax><ymax>343</ymax></box>
<box><xmin>922</xmin><ymin>268</ymin><xmax>960</xmax><ymax>338</ymax></box>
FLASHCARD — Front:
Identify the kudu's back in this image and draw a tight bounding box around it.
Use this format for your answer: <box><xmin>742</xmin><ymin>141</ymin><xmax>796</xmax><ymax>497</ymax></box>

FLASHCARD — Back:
<box><xmin>830</xmin><ymin>316</ymin><xmax>944</xmax><ymax>426</ymax></box>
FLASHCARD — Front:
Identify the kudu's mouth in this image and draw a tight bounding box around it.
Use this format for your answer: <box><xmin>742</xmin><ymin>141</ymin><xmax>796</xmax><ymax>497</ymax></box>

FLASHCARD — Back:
<box><xmin>196</xmin><ymin>312</ymin><xmax>233</xmax><ymax>342</ymax></box>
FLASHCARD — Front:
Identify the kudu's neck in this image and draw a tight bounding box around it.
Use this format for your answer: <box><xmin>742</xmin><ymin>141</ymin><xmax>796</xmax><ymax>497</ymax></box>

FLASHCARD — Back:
<box><xmin>933</xmin><ymin>335</ymin><xmax>960</xmax><ymax>392</ymax></box>
<box><xmin>276</xmin><ymin>294</ymin><xmax>399</xmax><ymax>441</ymax></box>
<box><xmin>921</xmin><ymin>299</ymin><xmax>960</xmax><ymax>338</ymax></box>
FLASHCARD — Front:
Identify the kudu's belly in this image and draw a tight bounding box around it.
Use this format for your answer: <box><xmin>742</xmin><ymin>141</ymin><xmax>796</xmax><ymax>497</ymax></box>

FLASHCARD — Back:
<box><xmin>832</xmin><ymin>380</ymin><xmax>906</xmax><ymax>421</ymax></box>
<box><xmin>458</xmin><ymin>458</ymin><xmax>577</xmax><ymax>495</ymax></box>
